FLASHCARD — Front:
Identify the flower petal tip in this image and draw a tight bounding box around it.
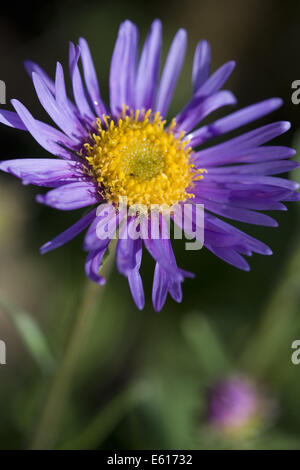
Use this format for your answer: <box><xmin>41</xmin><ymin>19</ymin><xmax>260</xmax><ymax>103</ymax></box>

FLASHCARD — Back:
<box><xmin>121</xmin><ymin>19</ymin><xmax>137</xmax><ymax>30</ymax></box>
<box><xmin>227</xmin><ymin>60</ymin><xmax>236</xmax><ymax>71</ymax></box>
<box><xmin>281</xmin><ymin>121</ymin><xmax>291</xmax><ymax>133</ymax></box>
<box><xmin>177</xmin><ymin>28</ymin><xmax>187</xmax><ymax>40</ymax></box>
<box><xmin>11</xmin><ymin>98</ymin><xmax>20</xmax><ymax>107</ymax></box>
<box><xmin>269</xmin><ymin>97</ymin><xmax>283</xmax><ymax>109</ymax></box>
<box><xmin>152</xmin><ymin>18</ymin><xmax>162</xmax><ymax>28</ymax></box>
<box><xmin>40</xmin><ymin>243</ymin><xmax>51</xmax><ymax>255</ymax></box>
<box><xmin>36</xmin><ymin>194</ymin><xmax>45</xmax><ymax>204</ymax></box>
<box><xmin>136</xmin><ymin>301</ymin><xmax>145</xmax><ymax>311</ymax></box>
<box><xmin>0</xmin><ymin>161</ymin><xmax>9</xmax><ymax>173</ymax></box>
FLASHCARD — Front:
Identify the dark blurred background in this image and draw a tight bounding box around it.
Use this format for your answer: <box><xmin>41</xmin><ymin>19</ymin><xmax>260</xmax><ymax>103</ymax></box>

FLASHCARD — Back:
<box><xmin>1</xmin><ymin>0</ymin><xmax>300</xmax><ymax>450</ymax></box>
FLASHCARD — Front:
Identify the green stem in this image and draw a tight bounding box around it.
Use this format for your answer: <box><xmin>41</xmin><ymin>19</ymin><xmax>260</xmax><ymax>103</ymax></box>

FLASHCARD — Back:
<box><xmin>31</xmin><ymin>242</ymin><xmax>116</xmax><ymax>450</ymax></box>
<box><xmin>59</xmin><ymin>384</ymin><xmax>144</xmax><ymax>450</ymax></box>
<box><xmin>240</xmin><ymin>231</ymin><xmax>300</xmax><ymax>375</ymax></box>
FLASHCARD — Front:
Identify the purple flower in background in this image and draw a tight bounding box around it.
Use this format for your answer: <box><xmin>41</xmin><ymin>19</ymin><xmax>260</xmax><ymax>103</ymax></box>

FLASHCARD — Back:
<box><xmin>207</xmin><ymin>376</ymin><xmax>273</xmax><ymax>436</ymax></box>
<box><xmin>0</xmin><ymin>19</ymin><xmax>299</xmax><ymax>311</ymax></box>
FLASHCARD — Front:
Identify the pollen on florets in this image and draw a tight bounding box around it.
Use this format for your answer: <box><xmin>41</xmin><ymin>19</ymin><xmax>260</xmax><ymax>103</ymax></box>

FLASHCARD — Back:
<box><xmin>83</xmin><ymin>108</ymin><xmax>205</xmax><ymax>207</ymax></box>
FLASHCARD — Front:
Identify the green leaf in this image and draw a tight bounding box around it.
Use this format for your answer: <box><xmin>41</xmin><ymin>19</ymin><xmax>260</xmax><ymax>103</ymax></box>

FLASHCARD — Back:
<box><xmin>59</xmin><ymin>383</ymin><xmax>147</xmax><ymax>450</ymax></box>
<box><xmin>0</xmin><ymin>292</ymin><xmax>55</xmax><ymax>373</ymax></box>
<box><xmin>182</xmin><ymin>311</ymin><xmax>232</xmax><ymax>376</ymax></box>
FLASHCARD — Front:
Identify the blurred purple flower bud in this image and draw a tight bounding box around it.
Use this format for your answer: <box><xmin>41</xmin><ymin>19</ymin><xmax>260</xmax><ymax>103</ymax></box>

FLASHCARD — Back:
<box><xmin>206</xmin><ymin>375</ymin><xmax>275</xmax><ymax>437</ymax></box>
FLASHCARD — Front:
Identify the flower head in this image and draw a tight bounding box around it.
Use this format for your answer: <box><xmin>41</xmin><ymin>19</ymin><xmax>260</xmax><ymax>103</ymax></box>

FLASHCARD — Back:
<box><xmin>0</xmin><ymin>19</ymin><xmax>299</xmax><ymax>311</ymax></box>
<box><xmin>84</xmin><ymin>109</ymin><xmax>196</xmax><ymax>207</ymax></box>
<box><xmin>206</xmin><ymin>376</ymin><xmax>275</xmax><ymax>437</ymax></box>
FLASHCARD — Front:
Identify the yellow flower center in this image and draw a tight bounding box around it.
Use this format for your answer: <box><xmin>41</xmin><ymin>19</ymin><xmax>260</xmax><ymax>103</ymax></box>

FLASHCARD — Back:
<box><xmin>84</xmin><ymin>109</ymin><xmax>205</xmax><ymax>208</ymax></box>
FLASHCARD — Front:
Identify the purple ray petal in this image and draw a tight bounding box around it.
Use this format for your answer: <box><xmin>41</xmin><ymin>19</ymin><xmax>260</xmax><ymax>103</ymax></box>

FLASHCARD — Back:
<box><xmin>117</xmin><ymin>219</ymin><xmax>142</xmax><ymax>274</ymax></box>
<box><xmin>193</xmin><ymin>122</ymin><xmax>291</xmax><ymax>164</ymax></box>
<box><xmin>3</xmin><ymin>102</ymin><xmax>79</xmax><ymax>159</ymax></box>
<box><xmin>148</xmin><ymin>215</ymin><xmax>192</xmax><ymax>310</ymax></box>
<box><xmin>169</xmin><ymin>279</ymin><xmax>183</xmax><ymax>303</ymax></box>
<box><xmin>282</xmin><ymin>192</ymin><xmax>300</xmax><ymax>201</ymax></box>
<box><xmin>188</xmin><ymin>98</ymin><xmax>283</xmax><ymax>147</ymax></box>
<box><xmin>11</xmin><ymin>99</ymin><xmax>76</xmax><ymax>159</ymax></box>
<box><xmin>84</xmin><ymin>205</ymin><xmax>126</xmax><ymax>251</ymax></box>
<box><xmin>32</xmin><ymin>71</ymin><xmax>81</xmax><ymax>140</ymax></box>
<box><xmin>202</xmin><ymin>174</ymin><xmax>298</xmax><ymax>190</ymax></box>
<box><xmin>24</xmin><ymin>60</ymin><xmax>56</xmax><ymax>95</ymax></box>
<box><xmin>193</xmin><ymin>191</ymin><xmax>286</xmax><ymax>211</ymax></box>
<box><xmin>193</xmin><ymin>146</ymin><xmax>295</xmax><ymax>167</ymax></box>
<box><xmin>55</xmin><ymin>62</ymin><xmax>75</xmax><ymax>113</ymax></box>
<box><xmin>192</xmin><ymin>40</ymin><xmax>211</xmax><ymax>93</ymax></box>
<box><xmin>141</xmin><ymin>217</ymin><xmax>183</xmax><ymax>282</ymax></box>
<box><xmin>203</xmin><ymin>200</ymin><xmax>278</xmax><ymax>226</ymax></box>
<box><xmin>0</xmin><ymin>109</ymin><xmax>27</xmax><ymax>130</ymax></box>
<box><xmin>55</xmin><ymin>62</ymin><xmax>87</xmax><ymax>136</ymax></box>
<box><xmin>143</xmin><ymin>236</ymin><xmax>183</xmax><ymax>282</ymax></box>
<box><xmin>36</xmin><ymin>181</ymin><xmax>99</xmax><ymax>210</ymax></box>
<box><xmin>79</xmin><ymin>37</ymin><xmax>107</xmax><ymax>117</ymax></box>
<box><xmin>152</xmin><ymin>262</ymin><xmax>169</xmax><ymax>312</ymax></box>
<box><xmin>204</xmin><ymin>212</ymin><xmax>272</xmax><ymax>255</ymax></box>
<box><xmin>117</xmin><ymin>226</ymin><xmax>145</xmax><ymax>310</ymax></box>
<box><xmin>135</xmin><ymin>19</ymin><xmax>162</xmax><ymax>111</ymax></box>
<box><xmin>195</xmin><ymin>61</ymin><xmax>236</xmax><ymax>97</ymax></box>
<box><xmin>85</xmin><ymin>248</ymin><xmax>107</xmax><ymax>285</ymax></box>
<box><xmin>207</xmin><ymin>160</ymin><xmax>299</xmax><ymax>176</ymax></box>
<box><xmin>155</xmin><ymin>28</ymin><xmax>187</xmax><ymax>117</ymax></box>
<box><xmin>128</xmin><ymin>267</ymin><xmax>145</xmax><ymax>310</ymax></box>
<box><xmin>69</xmin><ymin>42</ymin><xmax>95</xmax><ymax>122</ymax></box>
<box><xmin>0</xmin><ymin>158</ymin><xmax>83</xmax><ymax>186</ymax></box>
<box><xmin>40</xmin><ymin>208</ymin><xmax>97</xmax><ymax>254</ymax></box>
<box><xmin>152</xmin><ymin>263</ymin><xmax>190</xmax><ymax>311</ymax></box>
<box><xmin>192</xmin><ymin>180</ymin><xmax>292</xmax><ymax>201</ymax></box>
<box><xmin>204</xmin><ymin>228</ymin><xmax>240</xmax><ymax>247</ymax></box>
<box><xmin>234</xmin><ymin>245</ymin><xmax>253</xmax><ymax>256</ymax></box>
<box><xmin>176</xmin><ymin>90</ymin><xmax>237</xmax><ymax>133</ymax></box>
<box><xmin>205</xmin><ymin>244</ymin><xmax>250</xmax><ymax>271</ymax></box>
<box><xmin>110</xmin><ymin>20</ymin><xmax>138</xmax><ymax>116</ymax></box>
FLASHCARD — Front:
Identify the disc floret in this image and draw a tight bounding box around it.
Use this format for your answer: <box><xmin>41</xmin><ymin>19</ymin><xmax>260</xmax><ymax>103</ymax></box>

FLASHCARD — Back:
<box><xmin>84</xmin><ymin>109</ymin><xmax>204</xmax><ymax>207</ymax></box>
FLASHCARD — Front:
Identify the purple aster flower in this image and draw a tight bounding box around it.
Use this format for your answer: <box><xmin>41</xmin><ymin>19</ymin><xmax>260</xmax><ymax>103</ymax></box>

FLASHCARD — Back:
<box><xmin>206</xmin><ymin>376</ymin><xmax>275</xmax><ymax>436</ymax></box>
<box><xmin>0</xmin><ymin>19</ymin><xmax>299</xmax><ymax>311</ymax></box>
